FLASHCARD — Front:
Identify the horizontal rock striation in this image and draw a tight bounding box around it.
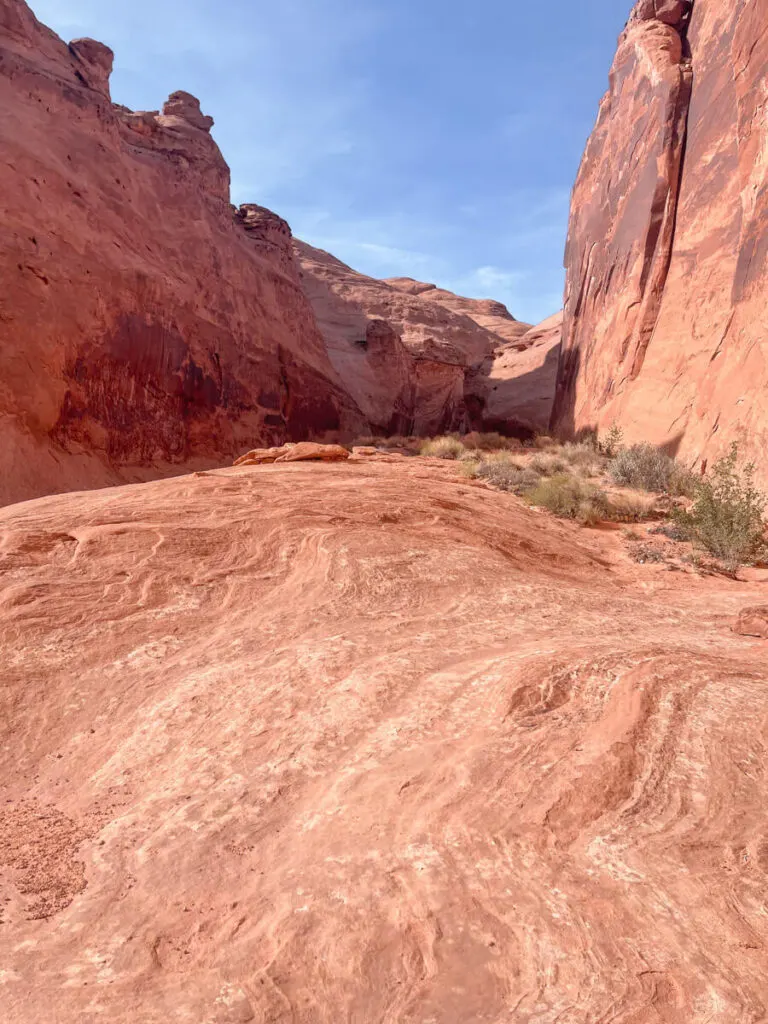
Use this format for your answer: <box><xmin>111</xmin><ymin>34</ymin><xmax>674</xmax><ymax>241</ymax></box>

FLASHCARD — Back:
<box><xmin>553</xmin><ymin>0</ymin><xmax>768</xmax><ymax>483</ymax></box>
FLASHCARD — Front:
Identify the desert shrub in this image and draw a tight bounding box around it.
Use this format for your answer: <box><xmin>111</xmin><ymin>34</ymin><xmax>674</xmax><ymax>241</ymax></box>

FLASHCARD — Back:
<box><xmin>525</xmin><ymin>474</ymin><xmax>610</xmax><ymax>525</ymax></box>
<box><xmin>419</xmin><ymin>436</ymin><xmax>465</xmax><ymax>460</ymax></box>
<box><xmin>462</xmin><ymin>431</ymin><xmax>516</xmax><ymax>451</ymax></box>
<box><xmin>609</xmin><ymin>443</ymin><xmax>691</xmax><ymax>493</ymax></box>
<box><xmin>533</xmin><ymin>434</ymin><xmax>557</xmax><ymax>450</ymax></box>
<box><xmin>672</xmin><ymin>444</ymin><xmax>767</xmax><ymax>566</ymax></box>
<box><xmin>599</xmin><ymin>423</ymin><xmax>625</xmax><ymax>458</ymax></box>
<box><xmin>561</xmin><ymin>441</ymin><xmax>605</xmax><ymax>475</ymax></box>
<box><xmin>649</xmin><ymin>522</ymin><xmax>688</xmax><ymax>542</ymax></box>
<box><xmin>475</xmin><ymin>460</ymin><xmax>541</xmax><ymax>495</ymax></box>
<box><xmin>628</xmin><ymin>543</ymin><xmax>666</xmax><ymax>564</ymax></box>
<box><xmin>575</xmin><ymin>427</ymin><xmax>599</xmax><ymax>449</ymax></box>
<box><xmin>353</xmin><ymin>435</ymin><xmax>386</xmax><ymax>448</ymax></box>
<box><xmin>381</xmin><ymin>435</ymin><xmax>418</xmax><ymax>449</ymax></box>
<box><xmin>607</xmin><ymin>493</ymin><xmax>656</xmax><ymax>522</ymax></box>
<box><xmin>530</xmin><ymin>453</ymin><xmax>568</xmax><ymax>476</ymax></box>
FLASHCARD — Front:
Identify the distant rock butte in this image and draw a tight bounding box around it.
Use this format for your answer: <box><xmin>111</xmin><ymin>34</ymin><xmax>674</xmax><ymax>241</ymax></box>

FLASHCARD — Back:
<box><xmin>295</xmin><ymin>241</ymin><xmax>558</xmax><ymax>438</ymax></box>
<box><xmin>384</xmin><ymin>276</ymin><xmax>532</xmax><ymax>345</ymax></box>
<box><xmin>553</xmin><ymin>0</ymin><xmax>768</xmax><ymax>484</ymax></box>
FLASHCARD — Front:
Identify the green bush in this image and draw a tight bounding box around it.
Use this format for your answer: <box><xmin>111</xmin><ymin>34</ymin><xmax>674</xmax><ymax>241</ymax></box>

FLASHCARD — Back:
<box><xmin>419</xmin><ymin>436</ymin><xmax>465</xmax><ymax>460</ymax></box>
<box><xmin>609</xmin><ymin>443</ymin><xmax>695</xmax><ymax>495</ymax></box>
<box><xmin>599</xmin><ymin>423</ymin><xmax>625</xmax><ymax>458</ymax></box>
<box><xmin>673</xmin><ymin>444</ymin><xmax>767</xmax><ymax>566</ymax></box>
<box><xmin>525</xmin><ymin>474</ymin><xmax>610</xmax><ymax>525</ymax></box>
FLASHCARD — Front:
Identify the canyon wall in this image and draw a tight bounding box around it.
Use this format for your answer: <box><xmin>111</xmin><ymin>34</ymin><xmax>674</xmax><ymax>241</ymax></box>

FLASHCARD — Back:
<box><xmin>0</xmin><ymin>0</ymin><xmax>369</xmax><ymax>506</ymax></box>
<box><xmin>296</xmin><ymin>242</ymin><xmax>558</xmax><ymax>437</ymax></box>
<box><xmin>553</xmin><ymin>0</ymin><xmax>768</xmax><ymax>480</ymax></box>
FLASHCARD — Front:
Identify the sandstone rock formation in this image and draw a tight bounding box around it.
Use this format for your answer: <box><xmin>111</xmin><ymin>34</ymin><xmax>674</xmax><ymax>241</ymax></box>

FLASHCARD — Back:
<box><xmin>234</xmin><ymin>441</ymin><xmax>351</xmax><ymax>465</ymax></box>
<box><xmin>0</xmin><ymin>0</ymin><xmax>368</xmax><ymax>508</ymax></box>
<box><xmin>295</xmin><ymin>241</ymin><xmax>558</xmax><ymax>436</ymax></box>
<box><xmin>385</xmin><ymin>276</ymin><xmax>531</xmax><ymax>344</ymax></box>
<box><xmin>465</xmin><ymin>312</ymin><xmax>562</xmax><ymax>436</ymax></box>
<box><xmin>2</xmin><ymin>457</ymin><xmax>768</xmax><ymax>1021</ymax></box>
<box><xmin>734</xmin><ymin>605</ymin><xmax>768</xmax><ymax>639</ymax></box>
<box><xmin>553</xmin><ymin>0</ymin><xmax>768</xmax><ymax>484</ymax></box>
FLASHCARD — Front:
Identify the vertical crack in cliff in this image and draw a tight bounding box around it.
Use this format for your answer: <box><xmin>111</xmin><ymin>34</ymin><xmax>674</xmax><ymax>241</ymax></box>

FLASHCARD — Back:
<box><xmin>629</xmin><ymin>0</ymin><xmax>695</xmax><ymax>380</ymax></box>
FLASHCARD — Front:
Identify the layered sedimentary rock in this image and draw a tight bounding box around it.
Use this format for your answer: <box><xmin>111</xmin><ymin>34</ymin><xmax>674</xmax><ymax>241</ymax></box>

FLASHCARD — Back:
<box><xmin>3</xmin><ymin>457</ymin><xmax>768</xmax><ymax>1022</ymax></box>
<box><xmin>553</xmin><ymin>0</ymin><xmax>768</xmax><ymax>481</ymax></box>
<box><xmin>295</xmin><ymin>241</ymin><xmax>557</xmax><ymax>435</ymax></box>
<box><xmin>294</xmin><ymin>241</ymin><xmax>495</xmax><ymax>435</ymax></box>
<box><xmin>0</xmin><ymin>0</ymin><xmax>367</xmax><ymax>506</ymax></box>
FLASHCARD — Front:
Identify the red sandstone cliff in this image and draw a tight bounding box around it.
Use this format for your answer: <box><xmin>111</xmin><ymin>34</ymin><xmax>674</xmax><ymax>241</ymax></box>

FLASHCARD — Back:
<box><xmin>0</xmin><ymin>0</ymin><xmax>371</xmax><ymax>506</ymax></box>
<box><xmin>553</xmin><ymin>0</ymin><xmax>768</xmax><ymax>481</ymax></box>
<box><xmin>295</xmin><ymin>242</ymin><xmax>558</xmax><ymax>436</ymax></box>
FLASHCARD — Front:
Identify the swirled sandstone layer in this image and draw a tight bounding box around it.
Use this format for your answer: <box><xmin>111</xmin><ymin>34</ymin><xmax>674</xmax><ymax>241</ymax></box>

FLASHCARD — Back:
<box><xmin>1</xmin><ymin>457</ymin><xmax>767</xmax><ymax>1022</ymax></box>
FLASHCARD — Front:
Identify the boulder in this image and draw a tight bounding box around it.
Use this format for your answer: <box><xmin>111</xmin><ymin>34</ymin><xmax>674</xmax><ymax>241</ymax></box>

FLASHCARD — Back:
<box><xmin>734</xmin><ymin>606</ymin><xmax>768</xmax><ymax>639</ymax></box>
<box><xmin>234</xmin><ymin>442</ymin><xmax>350</xmax><ymax>466</ymax></box>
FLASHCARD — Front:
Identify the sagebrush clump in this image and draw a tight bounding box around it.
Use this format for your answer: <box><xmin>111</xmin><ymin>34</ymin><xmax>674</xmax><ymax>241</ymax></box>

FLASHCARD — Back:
<box><xmin>475</xmin><ymin>460</ymin><xmax>541</xmax><ymax>495</ymax></box>
<box><xmin>524</xmin><ymin>474</ymin><xmax>610</xmax><ymax>525</ymax></box>
<box><xmin>419</xmin><ymin>436</ymin><xmax>465</xmax><ymax>459</ymax></box>
<box><xmin>673</xmin><ymin>444</ymin><xmax>767</xmax><ymax>567</ymax></box>
<box><xmin>609</xmin><ymin>443</ymin><xmax>695</xmax><ymax>495</ymax></box>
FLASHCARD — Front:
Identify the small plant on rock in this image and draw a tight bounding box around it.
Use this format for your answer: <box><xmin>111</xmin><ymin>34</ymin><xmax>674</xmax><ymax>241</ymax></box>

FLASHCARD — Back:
<box><xmin>672</xmin><ymin>444</ymin><xmax>767</xmax><ymax>567</ymax></box>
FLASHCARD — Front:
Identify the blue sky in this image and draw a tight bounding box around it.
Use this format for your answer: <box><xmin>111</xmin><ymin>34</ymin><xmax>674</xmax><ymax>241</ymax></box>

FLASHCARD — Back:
<box><xmin>33</xmin><ymin>0</ymin><xmax>627</xmax><ymax>324</ymax></box>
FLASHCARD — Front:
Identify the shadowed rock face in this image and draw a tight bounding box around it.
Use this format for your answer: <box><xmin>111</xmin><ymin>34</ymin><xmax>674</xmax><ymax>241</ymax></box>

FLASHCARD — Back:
<box><xmin>0</xmin><ymin>0</ymin><xmax>367</xmax><ymax>507</ymax></box>
<box><xmin>465</xmin><ymin>312</ymin><xmax>563</xmax><ymax>437</ymax></box>
<box><xmin>553</xmin><ymin>0</ymin><xmax>768</xmax><ymax>481</ymax></box>
<box><xmin>2</xmin><ymin>457</ymin><xmax>768</xmax><ymax>1021</ymax></box>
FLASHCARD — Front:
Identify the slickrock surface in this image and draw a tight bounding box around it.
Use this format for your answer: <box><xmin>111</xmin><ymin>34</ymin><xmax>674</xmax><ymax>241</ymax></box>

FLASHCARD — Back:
<box><xmin>2</xmin><ymin>457</ymin><xmax>768</xmax><ymax>1022</ymax></box>
<box><xmin>295</xmin><ymin>241</ymin><xmax>558</xmax><ymax>436</ymax></box>
<box><xmin>0</xmin><ymin>0</ymin><xmax>366</xmax><ymax>508</ymax></box>
<box><xmin>553</xmin><ymin>0</ymin><xmax>768</xmax><ymax>483</ymax></box>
